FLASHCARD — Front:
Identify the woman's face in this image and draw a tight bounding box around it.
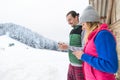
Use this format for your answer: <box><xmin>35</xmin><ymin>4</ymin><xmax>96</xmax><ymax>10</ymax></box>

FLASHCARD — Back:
<box><xmin>81</xmin><ymin>22</ymin><xmax>89</xmax><ymax>31</ymax></box>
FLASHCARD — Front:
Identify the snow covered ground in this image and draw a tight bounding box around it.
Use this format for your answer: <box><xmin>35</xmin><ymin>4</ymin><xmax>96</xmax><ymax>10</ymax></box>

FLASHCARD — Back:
<box><xmin>0</xmin><ymin>35</ymin><xmax>69</xmax><ymax>80</ymax></box>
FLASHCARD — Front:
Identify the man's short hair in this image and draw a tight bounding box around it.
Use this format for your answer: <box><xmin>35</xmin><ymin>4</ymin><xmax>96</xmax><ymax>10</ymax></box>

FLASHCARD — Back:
<box><xmin>66</xmin><ymin>11</ymin><xmax>79</xmax><ymax>18</ymax></box>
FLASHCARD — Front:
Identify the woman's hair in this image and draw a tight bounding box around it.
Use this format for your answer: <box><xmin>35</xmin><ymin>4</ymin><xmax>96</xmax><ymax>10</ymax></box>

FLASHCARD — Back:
<box><xmin>66</xmin><ymin>11</ymin><xmax>79</xmax><ymax>18</ymax></box>
<box><xmin>84</xmin><ymin>22</ymin><xmax>100</xmax><ymax>43</ymax></box>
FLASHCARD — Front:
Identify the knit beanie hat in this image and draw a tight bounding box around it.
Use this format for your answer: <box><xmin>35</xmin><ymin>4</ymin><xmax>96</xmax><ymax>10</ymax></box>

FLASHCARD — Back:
<box><xmin>80</xmin><ymin>5</ymin><xmax>100</xmax><ymax>23</ymax></box>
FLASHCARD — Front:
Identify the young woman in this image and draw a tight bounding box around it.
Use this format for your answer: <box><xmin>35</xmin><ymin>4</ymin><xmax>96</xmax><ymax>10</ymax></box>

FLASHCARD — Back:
<box><xmin>73</xmin><ymin>6</ymin><xmax>118</xmax><ymax>80</ymax></box>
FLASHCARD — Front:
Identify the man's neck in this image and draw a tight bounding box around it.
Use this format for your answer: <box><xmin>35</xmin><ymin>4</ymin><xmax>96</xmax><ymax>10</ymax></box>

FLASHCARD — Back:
<box><xmin>72</xmin><ymin>25</ymin><xmax>80</xmax><ymax>29</ymax></box>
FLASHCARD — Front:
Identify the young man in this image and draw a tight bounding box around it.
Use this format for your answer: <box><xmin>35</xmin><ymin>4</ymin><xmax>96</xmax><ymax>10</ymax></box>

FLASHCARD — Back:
<box><xmin>58</xmin><ymin>11</ymin><xmax>84</xmax><ymax>80</ymax></box>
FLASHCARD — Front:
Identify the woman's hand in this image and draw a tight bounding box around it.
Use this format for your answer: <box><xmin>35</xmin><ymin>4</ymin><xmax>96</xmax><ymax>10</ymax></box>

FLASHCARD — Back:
<box><xmin>73</xmin><ymin>50</ymin><xmax>84</xmax><ymax>59</ymax></box>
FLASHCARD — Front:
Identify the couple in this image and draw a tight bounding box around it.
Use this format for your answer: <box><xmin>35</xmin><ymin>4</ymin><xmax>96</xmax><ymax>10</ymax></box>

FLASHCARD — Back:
<box><xmin>58</xmin><ymin>5</ymin><xmax>118</xmax><ymax>80</ymax></box>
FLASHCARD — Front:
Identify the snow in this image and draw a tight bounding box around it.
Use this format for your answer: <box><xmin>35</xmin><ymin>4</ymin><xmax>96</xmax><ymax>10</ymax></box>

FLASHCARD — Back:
<box><xmin>0</xmin><ymin>35</ymin><xmax>69</xmax><ymax>80</ymax></box>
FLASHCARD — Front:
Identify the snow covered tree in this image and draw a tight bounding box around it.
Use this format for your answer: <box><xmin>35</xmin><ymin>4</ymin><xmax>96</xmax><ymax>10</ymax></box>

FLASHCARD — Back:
<box><xmin>0</xmin><ymin>23</ymin><xmax>59</xmax><ymax>51</ymax></box>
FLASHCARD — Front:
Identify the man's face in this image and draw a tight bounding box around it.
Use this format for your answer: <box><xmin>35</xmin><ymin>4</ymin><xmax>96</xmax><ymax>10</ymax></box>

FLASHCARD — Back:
<box><xmin>66</xmin><ymin>14</ymin><xmax>78</xmax><ymax>27</ymax></box>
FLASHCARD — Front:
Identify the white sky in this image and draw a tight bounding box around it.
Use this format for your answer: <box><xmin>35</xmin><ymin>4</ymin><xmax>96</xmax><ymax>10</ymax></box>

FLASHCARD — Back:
<box><xmin>0</xmin><ymin>0</ymin><xmax>88</xmax><ymax>42</ymax></box>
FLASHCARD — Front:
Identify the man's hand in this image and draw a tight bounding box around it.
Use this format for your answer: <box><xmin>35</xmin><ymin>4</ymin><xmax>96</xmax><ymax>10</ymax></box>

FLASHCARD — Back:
<box><xmin>58</xmin><ymin>42</ymin><xmax>68</xmax><ymax>50</ymax></box>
